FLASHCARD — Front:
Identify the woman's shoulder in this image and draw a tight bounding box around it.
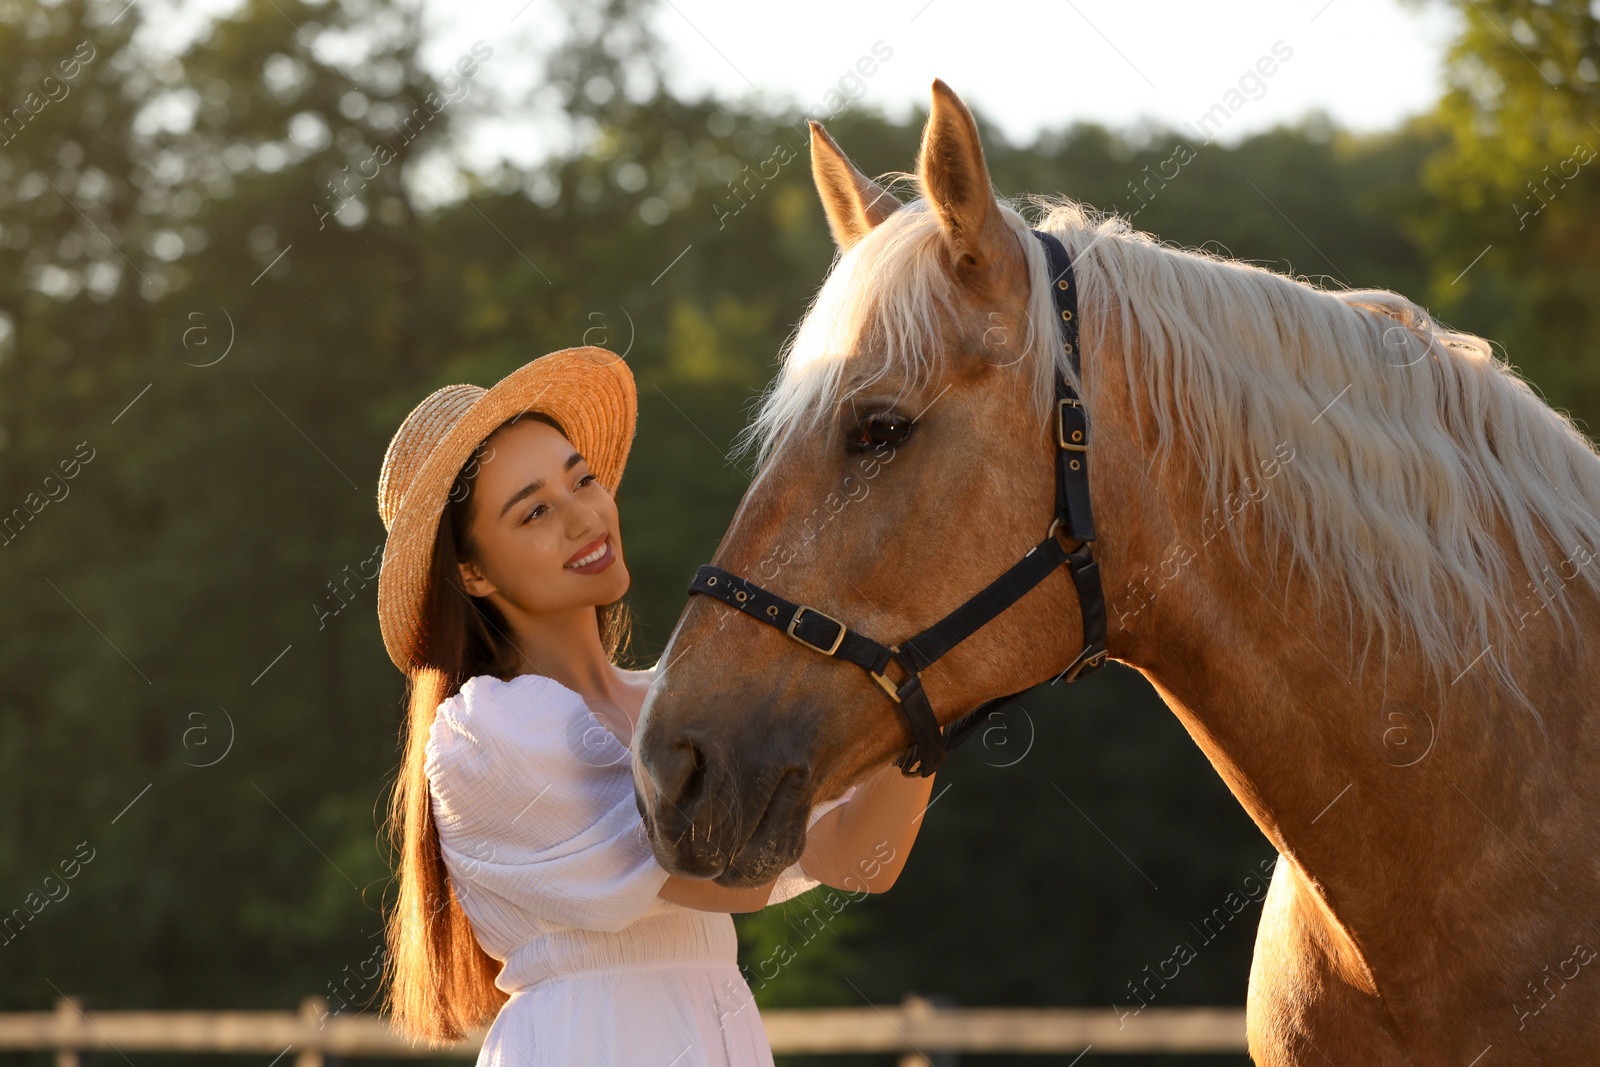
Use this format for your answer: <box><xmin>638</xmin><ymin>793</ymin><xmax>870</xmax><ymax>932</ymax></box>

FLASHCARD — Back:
<box><xmin>438</xmin><ymin>671</ymin><xmax>583</xmax><ymax>728</ymax></box>
<box><xmin>443</xmin><ymin>665</ymin><xmax>656</xmax><ymax>727</ymax></box>
<box><xmin>426</xmin><ymin>673</ymin><xmax>588</xmax><ymax>777</ymax></box>
<box><xmin>455</xmin><ymin>671</ymin><xmax>584</xmax><ymax>716</ymax></box>
<box><xmin>444</xmin><ymin>663</ymin><xmax>656</xmax><ymax>716</ymax></box>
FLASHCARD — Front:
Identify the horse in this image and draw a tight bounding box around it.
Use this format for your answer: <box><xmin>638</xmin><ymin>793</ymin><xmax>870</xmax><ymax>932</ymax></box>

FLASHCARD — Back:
<box><xmin>631</xmin><ymin>78</ymin><xmax>1600</xmax><ymax>1065</ymax></box>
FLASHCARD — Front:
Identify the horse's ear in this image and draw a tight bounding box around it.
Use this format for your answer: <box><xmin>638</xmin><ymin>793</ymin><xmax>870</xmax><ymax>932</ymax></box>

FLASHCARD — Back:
<box><xmin>917</xmin><ymin>79</ymin><xmax>1014</xmax><ymax>275</ymax></box>
<box><xmin>809</xmin><ymin>120</ymin><xmax>899</xmax><ymax>250</ymax></box>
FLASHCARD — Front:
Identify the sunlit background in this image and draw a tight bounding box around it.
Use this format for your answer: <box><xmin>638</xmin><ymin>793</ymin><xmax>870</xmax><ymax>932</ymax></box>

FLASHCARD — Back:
<box><xmin>2</xmin><ymin>0</ymin><xmax>1595</xmax><ymax>1064</ymax></box>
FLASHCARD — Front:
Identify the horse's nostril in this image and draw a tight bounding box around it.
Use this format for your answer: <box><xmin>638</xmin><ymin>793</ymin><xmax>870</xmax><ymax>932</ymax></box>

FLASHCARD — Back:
<box><xmin>646</xmin><ymin>732</ymin><xmax>712</xmax><ymax>825</ymax></box>
<box><xmin>678</xmin><ymin>738</ymin><xmax>707</xmax><ymax>809</ymax></box>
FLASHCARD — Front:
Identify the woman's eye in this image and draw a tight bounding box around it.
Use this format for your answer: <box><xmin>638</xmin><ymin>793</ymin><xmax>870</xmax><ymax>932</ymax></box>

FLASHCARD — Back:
<box><xmin>849</xmin><ymin>411</ymin><xmax>914</xmax><ymax>452</ymax></box>
<box><xmin>522</xmin><ymin>503</ymin><xmax>547</xmax><ymax>524</ymax></box>
<box><xmin>576</xmin><ymin>473</ymin><xmax>597</xmax><ymax>488</ymax></box>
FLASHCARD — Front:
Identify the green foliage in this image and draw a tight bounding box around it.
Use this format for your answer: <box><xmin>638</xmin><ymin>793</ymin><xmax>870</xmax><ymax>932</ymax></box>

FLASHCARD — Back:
<box><xmin>1418</xmin><ymin>0</ymin><xmax>1600</xmax><ymax>424</ymax></box>
<box><xmin>734</xmin><ymin>885</ymin><xmax>870</xmax><ymax>1010</ymax></box>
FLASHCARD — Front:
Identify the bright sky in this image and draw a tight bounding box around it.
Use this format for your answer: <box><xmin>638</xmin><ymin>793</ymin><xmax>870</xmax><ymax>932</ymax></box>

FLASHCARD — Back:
<box><xmin>414</xmin><ymin>0</ymin><xmax>1459</xmax><ymax>179</ymax></box>
<box><xmin>132</xmin><ymin>0</ymin><xmax>1460</xmax><ymax>196</ymax></box>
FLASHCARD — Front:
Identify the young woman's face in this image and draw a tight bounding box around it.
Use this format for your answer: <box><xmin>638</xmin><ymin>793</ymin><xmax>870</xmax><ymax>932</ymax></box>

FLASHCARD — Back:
<box><xmin>456</xmin><ymin>418</ymin><xmax>630</xmax><ymax>616</ymax></box>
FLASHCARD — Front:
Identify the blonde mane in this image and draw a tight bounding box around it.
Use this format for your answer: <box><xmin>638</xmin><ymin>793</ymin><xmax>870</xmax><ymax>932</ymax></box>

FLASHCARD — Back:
<box><xmin>742</xmin><ymin>192</ymin><xmax>1600</xmax><ymax>710</ymax></box>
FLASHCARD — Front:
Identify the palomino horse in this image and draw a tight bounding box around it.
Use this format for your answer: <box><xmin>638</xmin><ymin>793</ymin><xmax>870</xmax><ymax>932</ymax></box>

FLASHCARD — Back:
<box><xmin>633</xmin><ymin>79</ymin><xmax>1600</xmax><ymax>1065</ymax></box>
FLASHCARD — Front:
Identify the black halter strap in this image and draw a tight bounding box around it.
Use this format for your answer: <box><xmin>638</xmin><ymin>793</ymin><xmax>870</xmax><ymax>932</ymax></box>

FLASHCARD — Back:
<box><xmin>687</xmin><ymin>229</ymin><xmax>1107</xmax><ymax>776</ymax></box>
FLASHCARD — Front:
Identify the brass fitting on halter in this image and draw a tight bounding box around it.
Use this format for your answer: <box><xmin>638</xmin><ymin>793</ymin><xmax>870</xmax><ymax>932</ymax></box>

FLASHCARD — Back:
<box><xmin>868</xmin><ymin>645</ymin><xmax>904</xmax><ymax>704</ymax></box>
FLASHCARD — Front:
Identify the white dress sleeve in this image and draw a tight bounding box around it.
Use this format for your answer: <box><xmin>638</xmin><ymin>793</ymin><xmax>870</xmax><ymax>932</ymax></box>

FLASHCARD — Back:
<box><xmin>766</xmin><ymin>784</ymin><xmax>860</xmax><ymax>904</ymax></box>
<box><xmin>425</xmin><ymin>674</ymin><xmax>671</xmax><ymax>937</ymax></box>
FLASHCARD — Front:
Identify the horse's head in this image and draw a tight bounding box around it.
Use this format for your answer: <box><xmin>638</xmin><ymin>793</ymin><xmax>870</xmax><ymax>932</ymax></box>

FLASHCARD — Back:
<box><xmin>633</xmin><ymin>80</ymin><xmax>1132</xmax><ymax>886</ymax></box>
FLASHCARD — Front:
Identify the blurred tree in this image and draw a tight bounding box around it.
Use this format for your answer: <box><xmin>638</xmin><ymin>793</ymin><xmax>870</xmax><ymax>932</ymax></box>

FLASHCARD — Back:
<box><xmin>133</xmin><ymin>0</ymin><xmax>534</xmax><ymax>1012</ymax></box>
<box><xmin>0</xmin><ymin>0</ymin><xmax>158</xmax><ymax>1005</ymax></box>
<box><xmin>1414</xmin><ymin>0</ymin><xmax>1600</xmax><ymax>424</ymax></box>
<box><xmin>0</xmin><ymin>0</ymin><xmax>473</xmax><ymax>1014</ymax></box>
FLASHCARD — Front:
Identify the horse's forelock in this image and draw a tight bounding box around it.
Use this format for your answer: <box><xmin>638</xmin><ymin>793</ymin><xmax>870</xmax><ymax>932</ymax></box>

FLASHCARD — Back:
<box><xmin>736</xmin><ymin>197</ymin><xmax>1072</xmax><ymax>467</ymax></box>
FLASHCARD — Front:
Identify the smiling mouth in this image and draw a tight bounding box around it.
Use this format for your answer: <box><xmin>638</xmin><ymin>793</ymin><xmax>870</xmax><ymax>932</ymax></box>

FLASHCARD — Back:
<box><xmin>565</xmin><ymin>533</ymin><xmax>613</xmax><ymax>572</ymax></box>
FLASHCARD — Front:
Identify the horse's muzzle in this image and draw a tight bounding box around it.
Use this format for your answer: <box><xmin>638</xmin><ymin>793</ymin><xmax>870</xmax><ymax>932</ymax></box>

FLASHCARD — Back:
<box><xmin>633</xmin><ymin>716</ymin><xmax>814</xmax><ymax>887</ymax></box>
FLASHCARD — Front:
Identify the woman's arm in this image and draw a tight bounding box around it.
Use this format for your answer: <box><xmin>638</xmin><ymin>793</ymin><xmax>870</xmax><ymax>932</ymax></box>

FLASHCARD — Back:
<box><xmin>796</xmin><ymin>763</ymin><xmax>936</xmax><ymax>893</ymax></box>
<box><xmin>657</xmin><ymin>873</ymin><xmax>779</xmax><ymax>913</ymax></box>
<box><xmin>655</xmin><ymin>762</ymin><xmax>935</xmax><ymax>908</ymax></box>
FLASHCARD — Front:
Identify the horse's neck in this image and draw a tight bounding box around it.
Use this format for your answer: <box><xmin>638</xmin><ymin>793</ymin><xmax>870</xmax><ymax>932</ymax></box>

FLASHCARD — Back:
<box><xmin>1078</xmin><ymin>265</ymin><xmax>1600</xmax><ymax>1056</ymax></box>
<box><xmin>1130</xmin><ymin>524</ymin><xmax>1600</xmax><ymax>1033</ymax></box>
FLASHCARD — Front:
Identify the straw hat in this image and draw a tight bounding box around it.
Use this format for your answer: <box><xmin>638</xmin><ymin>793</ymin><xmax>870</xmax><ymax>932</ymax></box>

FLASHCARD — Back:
<box><xmin>375</xmin><ymin>346</ymin><xmax>637</xmax><ymax>673</ymax></box>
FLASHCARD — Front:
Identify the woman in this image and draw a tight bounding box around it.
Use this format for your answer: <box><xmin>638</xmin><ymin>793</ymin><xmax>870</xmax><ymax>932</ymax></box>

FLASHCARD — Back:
<box><xmin>374</xmin><ymin>346</ymin><xmax>938</xmax><ymax>1065</ymax></box>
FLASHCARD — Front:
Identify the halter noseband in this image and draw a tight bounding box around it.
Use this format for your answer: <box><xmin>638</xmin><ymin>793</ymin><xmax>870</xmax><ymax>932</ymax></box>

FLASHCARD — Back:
<box><xmin>686</xmin><ymin>229</ymin><xmax>1107</xmax><ymax>777</ymax></box>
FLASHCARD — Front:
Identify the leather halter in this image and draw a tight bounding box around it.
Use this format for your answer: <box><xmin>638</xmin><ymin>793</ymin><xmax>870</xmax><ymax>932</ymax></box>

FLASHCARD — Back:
<box><xmin>686</xmin><ymin>229</ymin><xmax>1107</xmax><ymax>777</ymax></box>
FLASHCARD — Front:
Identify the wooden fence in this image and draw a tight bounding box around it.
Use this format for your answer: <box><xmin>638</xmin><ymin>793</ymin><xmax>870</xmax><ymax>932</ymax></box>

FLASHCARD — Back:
<box><xmin>0</xmin><ymin>996</ymin><xmax>1247</xmax><ymax>1064</ymax></box>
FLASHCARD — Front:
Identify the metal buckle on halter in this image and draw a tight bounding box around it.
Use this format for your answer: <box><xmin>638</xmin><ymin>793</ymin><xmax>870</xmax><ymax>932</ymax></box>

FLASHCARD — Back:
<box><xmin>1057</xmin><ymin>397</ymin><xmax>1088</xmax><ymax>452</ymax></box>
<box><xmin>787</xmin><ymin>605</ymin><xmax>847</xmax><ymax>656</ymax></box>
<box><xmin>1047</xmin><ymin>516</ymin><xmax>1094</xmax><ymax>548</ymax></box>
<box><xmin>869</xmin><ymin>645</ymin><xmax>903</xmax><ymax>703</ymax></box>
<box><xmin>1062</xmin><ymin>648</ymin><xmax>1107</xmax><ymax>682</ymax></box>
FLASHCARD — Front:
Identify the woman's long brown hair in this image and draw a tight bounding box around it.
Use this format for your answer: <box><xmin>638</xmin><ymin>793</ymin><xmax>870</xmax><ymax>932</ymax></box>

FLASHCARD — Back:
<box><xmin>380</xmin><ymin>412</ymin><xmax>632</xmax><ymax>1044</ymax></box>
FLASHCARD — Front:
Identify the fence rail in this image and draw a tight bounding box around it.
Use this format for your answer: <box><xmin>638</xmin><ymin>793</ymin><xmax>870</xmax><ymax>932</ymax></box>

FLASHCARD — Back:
<box><xmin>0</xmin><ymin>996</ymin><xmax>1247</xmax><ymax>1063</ymax></box>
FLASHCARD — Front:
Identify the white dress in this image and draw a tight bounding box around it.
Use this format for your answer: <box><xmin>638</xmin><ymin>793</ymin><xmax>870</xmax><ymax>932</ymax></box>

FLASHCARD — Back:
<box><xmin>424</xmin><ymin>667</ymin><xmax>857</xmax><ymax>1067</ymax></box>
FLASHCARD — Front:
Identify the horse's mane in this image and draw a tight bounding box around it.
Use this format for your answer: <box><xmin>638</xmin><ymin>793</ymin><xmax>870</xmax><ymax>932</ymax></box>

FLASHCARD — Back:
<box><xmin>741</xmin><ymin>190</ymin><xmax>1600</xmax><ymax>711</ymax></box>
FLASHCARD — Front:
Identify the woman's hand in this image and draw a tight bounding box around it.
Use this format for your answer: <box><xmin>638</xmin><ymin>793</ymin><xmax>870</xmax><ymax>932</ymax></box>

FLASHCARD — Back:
<box><xmin>657</xmin><ymin>874</ymin><xmax>780</xmax><ymax>913</ymax></box>
<box><xmin>796</xmin><ymin>762</ymin><xmax>937</xmax><ymax>893</ymax></box>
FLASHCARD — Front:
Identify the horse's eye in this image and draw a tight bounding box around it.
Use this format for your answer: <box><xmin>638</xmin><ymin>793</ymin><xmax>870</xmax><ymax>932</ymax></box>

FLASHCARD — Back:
<box><xmin>849</xmin><ymin>410</ymin><xmax>914</xmax><ymax>452</ymax></box>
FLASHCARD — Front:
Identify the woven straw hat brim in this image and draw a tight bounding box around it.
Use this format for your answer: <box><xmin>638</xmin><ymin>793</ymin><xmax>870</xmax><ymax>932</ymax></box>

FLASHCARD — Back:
<box><xmin>375</xmin><ymin>346</ymin><xmax>636</xmax><ymax>673</ymax></box>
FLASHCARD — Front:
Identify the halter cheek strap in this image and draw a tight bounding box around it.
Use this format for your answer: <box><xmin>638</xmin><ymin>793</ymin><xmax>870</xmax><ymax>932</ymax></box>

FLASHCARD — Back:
<box><xmin>686</xmin><ymin>229</ymin><xmax>1107</xmax><ymax>777</ymax></box>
